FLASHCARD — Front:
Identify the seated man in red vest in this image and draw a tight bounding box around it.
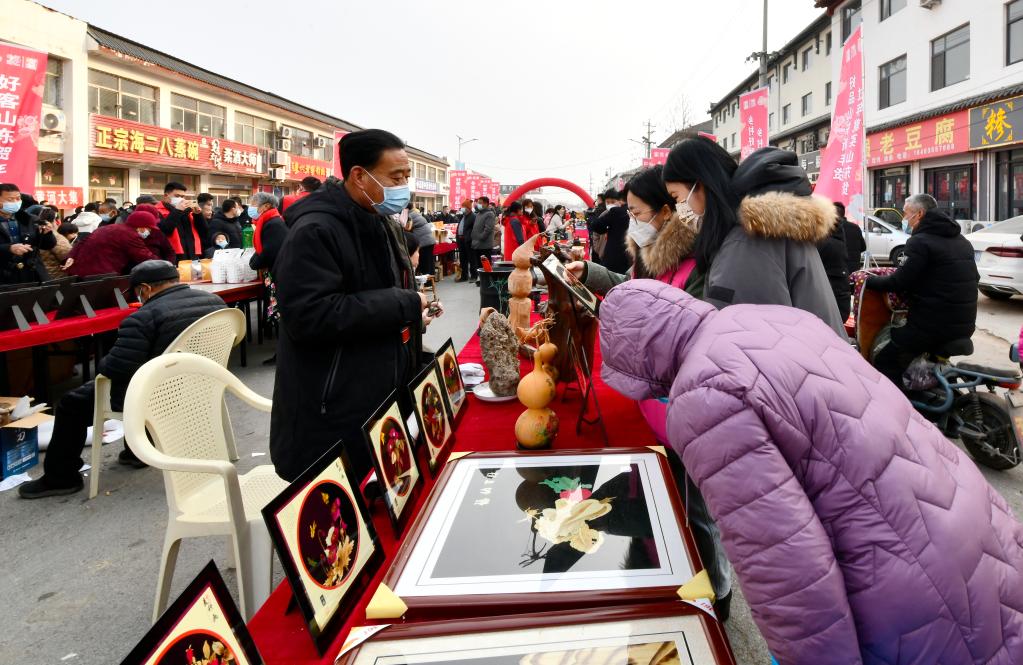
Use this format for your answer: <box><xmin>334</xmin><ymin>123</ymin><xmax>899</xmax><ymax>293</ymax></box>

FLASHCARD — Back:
<box><xmin>155</xmin><ymin>181</ymin><xmax>207</xmax><ymax>261</ymax></box>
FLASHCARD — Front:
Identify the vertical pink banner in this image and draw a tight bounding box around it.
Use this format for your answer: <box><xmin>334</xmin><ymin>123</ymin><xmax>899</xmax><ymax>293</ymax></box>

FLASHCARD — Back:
<box><xmin>478</xmin><ymin>177</ymin><xmax>491</xmax><ymax>202</ymax></box>
<box><xmin>739</xmin><ymin>87</ymin><xmax>769</xmax><ymax>162</ymax></box>
<box><xmin>650</xmin><ymin>148</ymin><xmax>669</xmax><ymax>165</ymax></box>
<box><xmin>0</xmin><ymin>44</ymin><xmax>47</xmax><ymax>192</ymax></box>
<box><xmin>449</xmin><ymin>169</ymin><xmax>466</xmax><ymax>207</ymax></box>
<box><xmin>814</xmin><ymin>26</ymin><xmax>865</xmax><ymax>220</ymax></box>
<box><xmin>466</xmin><ymin>174</ymin><xmax>482</xmax><ymax>201</ymax></box>
<box><xmin>332</xmin><ymin>130</ymin><xmax>348</xmax><ymax>179</ymax></box>
<box><xmin>488</xmin><ymin>180</ymin><xmax>500</xmax><ymax>204</ymax></box>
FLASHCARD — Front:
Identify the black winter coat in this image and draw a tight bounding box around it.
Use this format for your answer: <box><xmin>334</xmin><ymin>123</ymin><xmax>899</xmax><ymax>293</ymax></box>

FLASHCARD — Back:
<box><xmin>0</xmin><ymin>207</ymin><xmax>57</xmax><ymax>283</ymax></box>
<box><xmin>817</xmin><ymin>223</ymin><xmax>851</xmax><ymax>321</ymax></box>
<box><xmin>99</xmin><ymin>284</ymin><xmax>225</xmax><ymax>410</ymax></box>
<box><xmin>866</xmin><ymin>209</ymin><xmax>978</xmax><ymax>348</ymax></box>
<box><xmin>207</xmin><ymin>212</ymin><xmax>243</xmax><ymax>249</ymax></box>
<box><xmin>249</xmin><ymin>214</ymin><xmax>287</xmax><ymax>273</ymax></box>
<box><xmin>840</xmin><ymin>217</ymin><xmax>866</xmax><ymax>272</ymax></box>
<box><xmin>270</xmin><ymin>180</ymin><xmax>423</xmax><ymax>482</ymax></box>
<box><xmin>589</xmin><ymin>205</ymin><xmax>631</xmax><ymax>273</ymax></box>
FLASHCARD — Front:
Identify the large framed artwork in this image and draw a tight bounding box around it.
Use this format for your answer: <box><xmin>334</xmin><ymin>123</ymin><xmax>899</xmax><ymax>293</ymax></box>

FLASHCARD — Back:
<box><xmin>408</xmin><ymin>361</ymin><xmax>454</xmax><ymax>474</ymax></box>
<box><xmin>381</xmin><ymin>449</ymin><xmax>700</xmax><ymax>617</ymax></box>
<box><xmin>435</xmin><ymin>338</ymin><xmax>467</xmax><ymax>422</ymax></box>
<box><xmin>363</xmin><ymin>392</ymin><xmax>423</xmax><ymax>535</ymax></box>
<box><xmin>120</xmin><ymin>560</ymin><xmax>263</xmax><ymax>665</ymax></box>
<box><xmin>261</xmin><ymin>442</ymin><xmax>383</xmax><ymax>655</ymax></box>
<box><xmin>541</xmin><ymin>253</ymin><xmax>599</xmax><ymax>315</ymax></box>
<box><xmin>337</xmin><ymin>602</ymin><xmax>734</xmax><ymax>664</ymax></box>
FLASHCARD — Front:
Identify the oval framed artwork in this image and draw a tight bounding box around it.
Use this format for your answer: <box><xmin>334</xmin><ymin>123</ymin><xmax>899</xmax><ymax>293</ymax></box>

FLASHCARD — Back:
<box><xmin>295</xmin><ymin>479</ymin><xmax>361</xmax><ymax>590</ymax></box>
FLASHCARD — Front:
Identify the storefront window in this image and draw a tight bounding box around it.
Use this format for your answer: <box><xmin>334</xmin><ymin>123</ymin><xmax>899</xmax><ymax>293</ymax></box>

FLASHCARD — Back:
<box><xmin>1009</xmin><ymin>0</ymin><xmax>1023</xmax><ymax>65</ymax></box>
<box><xmin>89</xmin><ymin>166</ymin><xmax>126</xmax><ymax>205</ymax></box>
<box><xmin>40</xmin><ymin>161</ymin><xmax>63</xmax><ymax>186</ymax></box>
<box><xmin>879</xmin><ymin>55</ymin><xmax>907</xmax><ymax>109</ymax></box>
<box><xmin>44</xmin><ymin>58</ymin><xmax>61</xmax><ymax>107</ymax></box>
<box><xmin>842</xmin><ymin>1</ymin><xmax>862</xmax><ymax>43</ymax></box>
<box><xmin>88</xmin><ymin>69</ymin><xmax>158</xmax><ymax>124</ymax></box>
<box><xmin>235</xmin><ymin>112</ymin><xmax>275</xmax><ymax>148</ymax></box>
<box><xmin>924</xmin><ymin>165</ymin><xmax>975</xmax><ymax>220</ymax></box>
<box><xmin>170</xmin><ymin>93</ymin><xmax>225</xmax><ymax>137</ymax></box>
<box><xmin>996</xmin><ymin>149</ymin><xmax>1023</xmax><ymax>220</ymax></box>
<box><xmin>139</xmin><ymin>171</ymin><xmax>199</xmax><ymax>198</ymax></box>
<box><xmin>931</xmin><ymin>24</ymin><xmax>970</xmax><ymax>91</ymax></box>
<box><xmin>873</xmin><ymin>167</ymin><xmax>909</xmax><ymax>211</ymax></box>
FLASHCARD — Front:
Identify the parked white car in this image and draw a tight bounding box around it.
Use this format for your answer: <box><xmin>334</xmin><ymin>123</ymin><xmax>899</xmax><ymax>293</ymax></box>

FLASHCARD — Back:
<box><xmin>863</xmin><ymin>215</ymin><xmax>911</xmax><ymax>265</ymax></box>
<box><xmin>966</xmin><ymin>216</ymin><xmax>1023</xmax><ymax>300</ymax></box>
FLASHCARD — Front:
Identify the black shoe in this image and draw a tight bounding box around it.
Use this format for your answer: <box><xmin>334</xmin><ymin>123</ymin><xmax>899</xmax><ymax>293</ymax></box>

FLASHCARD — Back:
<box><xmin>18</xmin><ymin>475</ymin><xmax>84</xmax><ymax>499</ymax></box>
<box><xmin>118</xmin><ymin>448</ymin><xmax>148</xmax><ymax>469</ymax></box>
<box><xmin>262</xmin><ymin>354</ymin><xmax>277</xmax><ymax>366</ymax></box>
<box><xmin>713</xmin><ymin>590</ymin><xmax>732</xmax><ymax>623</ymax></box>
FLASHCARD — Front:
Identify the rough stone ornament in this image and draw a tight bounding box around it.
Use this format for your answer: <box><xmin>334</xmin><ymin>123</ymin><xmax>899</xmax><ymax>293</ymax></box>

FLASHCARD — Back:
<box><xmin>479</xmin><ymin>307</ymin><xmax>521</xmax><ymax>397</ymax></box>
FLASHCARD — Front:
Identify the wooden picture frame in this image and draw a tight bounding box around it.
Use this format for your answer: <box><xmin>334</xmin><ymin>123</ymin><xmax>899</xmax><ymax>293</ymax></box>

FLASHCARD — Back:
<box><xmin>337</xmin><ymin>601</ymin><xmax>735</xmax><ymax>665</ymax></box>
<box><xmin>408</xmin><ymin>360</ymin><xmax>454</xmax><ymax>474</ymax></box>
<box><xmin>541</xmin><ymin>253</ymin><xmax>599</xmax><ymax>315</ymax></box>
<box><xmin>120</xmin><ymin>561</ymin><xmax>263</xmax><ymax>665</ymax></box>
<box><xmin>362</xmin><ymin>391</ymin><xmax>423</xmax><ymax>536</ymax></box>
<box><xmin>380</xmin><ymin>448</ymin><xmax>704</xmax><ymax>618</ymax></box>
<box><xmin>435</xmin><ymin>338</ymin><xmax>467</xmax><ymax>422</ymax></box>
<box><xmin>260</xmin><ymin>442</ymin><xmax>384</xmax><ymax>655</ymax></box>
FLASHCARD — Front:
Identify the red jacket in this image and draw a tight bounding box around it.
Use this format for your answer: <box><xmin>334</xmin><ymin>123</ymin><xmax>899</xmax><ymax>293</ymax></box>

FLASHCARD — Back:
<box><xmin>154</xmin><ymin>201</ymin><xmax>203</xmax><ymax>258</ymax></box>
<box><xmin>67</xmin><ymin>223</ymin><xmax>158</xmax><ymax>277</ymax></box>
<box><xmin>280</xmin><ymin>190</ymin><xmax>309</xmax><ymax>212</ymax></box>
<box><xmin>502</xmin><ymin>214</ymin><xmax>538</xmax><ymax>259</ymax></box>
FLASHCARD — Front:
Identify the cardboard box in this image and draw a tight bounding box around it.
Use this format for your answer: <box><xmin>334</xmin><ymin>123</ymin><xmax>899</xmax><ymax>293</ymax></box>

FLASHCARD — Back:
<box><xmin>0</xmin><ymin>396</ymin><xmax>52</xmax><ymax>479</ymax></box>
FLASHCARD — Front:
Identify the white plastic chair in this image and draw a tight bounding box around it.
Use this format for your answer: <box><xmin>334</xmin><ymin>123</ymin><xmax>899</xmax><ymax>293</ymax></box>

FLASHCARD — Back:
<box><xmin>122</xmin><ymin>352</ymin><xmax>287</xmax><ymax>621</ymax></box>
<box><xmin>88</xmin><ymin>308</ymin><xmax>246</xmax><ymax>499</ymax></box>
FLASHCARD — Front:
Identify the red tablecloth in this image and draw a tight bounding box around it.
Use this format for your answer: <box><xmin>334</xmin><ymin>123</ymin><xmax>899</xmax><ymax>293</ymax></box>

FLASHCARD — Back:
<box><xmin>433</xmin><ymin>241</ymin><xmax>458</xmax><ymax>256</ymax></box>
<box><xmin>247</xmin><ymin>332</ymin><xmax>656</xmax><ymax>663</ymax></box>
<box><xmin>0</xmin><ymin>306</ymin><xmax>133</xmax><ymax>352</ymax></box>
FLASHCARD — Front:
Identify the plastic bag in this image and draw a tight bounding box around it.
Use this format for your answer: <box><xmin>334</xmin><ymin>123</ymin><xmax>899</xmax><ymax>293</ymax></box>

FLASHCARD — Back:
<box><xmin>903</xmin><ymin>354</ymin><xmax>939</xmax><ymax>390</ymax></box>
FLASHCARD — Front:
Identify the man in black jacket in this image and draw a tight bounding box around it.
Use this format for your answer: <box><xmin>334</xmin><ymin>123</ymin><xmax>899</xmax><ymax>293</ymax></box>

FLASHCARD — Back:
<box><xmin>269</xmin><ymin>129</ymin><xmax>430</xmax><ymax>482</ymax></box>
<box><xmin>208</xmin><ymin>199</ymin><xmax>244</xmax><ymax>249</ymax></box>
<box><xmin>835</xmin><ymin>202</ymin><xmax>866</xmax><ymax>272</ymax></box>
<box><xmin>19</xmin><ymin>261</ymin><xmax>226</xmax><ymax>498</ymax></box>
<box><xmin>0</xmin><ymin>184</ymin><xmax>57</xmax><ymax>283</ymax></box>
<box><xmin>817</xmin><ymin>220</ymin><xmax>851</xmax><ymax>321</ymax></box>
<box><xmin>866</xmin><ymin>194</ymin><xmax>979</xmax><ymax>387</ymax></box>
<box><xmin>589</xmin><ymin>189</ymin><xmax>630</xmax><ymax>273</ymax></box>
<box><xmin>455</xmin><ymin>199</ymin><xmax>475</xmax><ymax>281</ymax></box>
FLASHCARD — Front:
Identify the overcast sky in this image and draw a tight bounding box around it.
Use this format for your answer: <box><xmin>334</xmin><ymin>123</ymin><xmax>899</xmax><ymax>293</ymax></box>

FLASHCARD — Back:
<box><xmin>41</xmin><ymin>0</ymin><xmax>823</xmax><ymax>201</ymax></box>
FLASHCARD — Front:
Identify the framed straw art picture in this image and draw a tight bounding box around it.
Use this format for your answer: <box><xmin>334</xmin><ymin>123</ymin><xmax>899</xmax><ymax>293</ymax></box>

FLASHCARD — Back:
<box><xmin>119</xmin><ymin>561</ymin><xmax>263</xmax><ymax>665</ymax></box>
<box><xmin>541</xmin><ymin>253</ymin><xmax>600</xmax><ymax>315</ymax></box>
<box><xmin>408</xmin><ymin>361</ymin><xmax>454</xmax><ymax>474</ymax></box>
<box><xmin>363</xmin><ymin>392</ymin><xmax>422</xmax><ymax>535</ymax></box>
<box><xmin>337</xmin><ymin>602</ymin><xmax>734</xmax><ymax>664</ymax></box>
<box><xmin>434</xmin><ymin>338</ymin><xmax>467</xmax><ymax>422</ymax></box>
<box><xmin>380</xmin><ymin>448</ymin><xmax>702</xmax><ymax>618</ymax></box>
<box><xmin>261</xmin><ymin>442</ymin><xmax>383</xmax><ymax>655</ymax></box>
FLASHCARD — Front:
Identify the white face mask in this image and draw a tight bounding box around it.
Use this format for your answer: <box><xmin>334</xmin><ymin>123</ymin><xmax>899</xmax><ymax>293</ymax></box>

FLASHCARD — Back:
<box><xmin>169</xmin><ymin>196</ymin><xmax>184</xmax><ymax>207</ymax></box>
<box><xmin>627</xmin><ymin>211</ymin><xmax>661</xmax><ymax>248</ymax></box>
<box><xmin>524</xmin><ymin>207</ymin><xmax>533</xmax><ymax>214</ymax></box>
<box><xmin>675</xmin><ymin>184</ymin><xmax>702</xmax><ymax>229</ymax></box>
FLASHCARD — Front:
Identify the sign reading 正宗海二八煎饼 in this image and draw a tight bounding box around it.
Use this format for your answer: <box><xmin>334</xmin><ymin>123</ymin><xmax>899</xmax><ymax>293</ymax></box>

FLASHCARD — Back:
<box><xmin>0</xmin><ymin>44</ymin><xmax>47</xmax><ymax>193</ymax></box>
<box><xmin>970</xmin><ymin>95</ymin><xmax>1023</xmax><ymax>150</ymax></box>
<box><xmin>89</xmin><ymin>114</ymin><xmax>263</xmax><ymax>175</ymax></box>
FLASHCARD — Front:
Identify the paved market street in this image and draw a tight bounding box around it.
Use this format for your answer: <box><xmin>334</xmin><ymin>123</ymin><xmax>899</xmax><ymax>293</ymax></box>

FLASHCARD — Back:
<box><xmin>2</xmin><ymin>279</ymin><xmax>1022</xmax><ymax>665</ymax></box>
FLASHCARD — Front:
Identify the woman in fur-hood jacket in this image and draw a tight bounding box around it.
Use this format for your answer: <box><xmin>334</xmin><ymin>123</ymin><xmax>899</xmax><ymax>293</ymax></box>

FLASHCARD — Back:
<box><xmin>662</xmin><ymin>139</ymin><xmax>846</xmax><ymax>337</ymax></box>
<box><xmin>571</xmin><ymin>165</ymin><xmax>702</xmax><ymax>296</ymax></box>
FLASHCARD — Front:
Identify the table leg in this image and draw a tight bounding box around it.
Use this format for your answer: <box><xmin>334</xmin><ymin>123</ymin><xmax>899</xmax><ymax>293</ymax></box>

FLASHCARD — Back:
<box><xmin>243</xmin><ymin>301</ymin><xmax>253</xmax><ymax>343</ymax></box>
<box><xmin>0</xmin><ymin>351</ymin><xmax>9</xmax><ymax>395</ymax></box>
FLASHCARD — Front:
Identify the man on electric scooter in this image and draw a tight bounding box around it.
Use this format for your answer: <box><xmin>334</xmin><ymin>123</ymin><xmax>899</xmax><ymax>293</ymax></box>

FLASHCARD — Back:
<box><xmin>865</xmin><ymin>193</ymin><xmax>978</xmax><ymax>388</ymax></box>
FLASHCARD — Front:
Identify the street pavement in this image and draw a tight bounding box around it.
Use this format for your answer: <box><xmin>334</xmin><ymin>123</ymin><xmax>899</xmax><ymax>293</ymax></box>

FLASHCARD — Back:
<box><xmin>1</xmin><ymin>280</ymin><xmax>1022</xmax><ymax>665</ymax></box>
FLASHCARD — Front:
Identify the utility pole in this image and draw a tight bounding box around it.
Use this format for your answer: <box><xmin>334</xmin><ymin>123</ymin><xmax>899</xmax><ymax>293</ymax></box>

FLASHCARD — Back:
<box><xmin>759</xmin><ymin>0</ymin><xmax>769</xmax><ymax>87</ymax></box>
<box><xmin>629</xmin><ymin>120</ymin><xmax>656</xmax><ymax>158</ymax></box>
<box><xmin>456</xmin><ymin>134</ymin><xmax>477</xmax><ymax>164</ymax></box>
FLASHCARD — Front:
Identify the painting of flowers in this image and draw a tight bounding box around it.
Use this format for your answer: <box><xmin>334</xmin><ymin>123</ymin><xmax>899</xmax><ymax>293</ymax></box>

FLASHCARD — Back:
<box><xmin>436</xmin><ymin>339</ymin><xmax>466</xmax><ymax>418</ymax></box>
<box><xmin>379</xmin><ymin>417</ymin><xmax>413</xmax><ymax>497</ymax></box>
<box><xmin>297</xmin><ymin>480</ymin><xmax>360</xmax><ymax>589</ymax></box>
<box><xmin>420</xmin><ymin>383</ymin><xmax>447</xmax><ymax>450</ymax></box>
<box><xmin>154</xmin><ymin>631</ymin><xmax>237</xmax><ymax>665</ymax></box>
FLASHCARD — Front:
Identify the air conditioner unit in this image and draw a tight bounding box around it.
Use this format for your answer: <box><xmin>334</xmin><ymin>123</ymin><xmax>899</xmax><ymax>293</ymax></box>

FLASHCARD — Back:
<box><xmin>41</xmin><ymin>107</ymin><xmax>66</xmax><ymax>133</ymax></box>
<box><xmin>270</xmin><ymin>150</ymin><xmax>289</xmax><ymax>167</ymax></box>
<box><xmin>919</xmin><ymin>0</ymin><xmax>941</xmax><ymax>8</ymax></box>
<box><xmin>269</xmin><ymin>167</ymin><xmax>287</xmax><ymax>181</ymax></box>
<box><xmin>277</xmin><ymin>138</ymin><xmax>292</xmax><ymax>152</ymax></box>
<box><xmin>279</xmin><ymin>126</ymin><xmax>293</xmax><ymax>139</ymax></box>
<box><xmin>315</xmin><ymin>136</ymin><xmax>328</xmax><ymax>149</ymax></box>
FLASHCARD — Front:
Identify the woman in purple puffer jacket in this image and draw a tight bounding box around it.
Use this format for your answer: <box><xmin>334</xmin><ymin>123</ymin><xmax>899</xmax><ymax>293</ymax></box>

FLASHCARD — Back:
<box><xmin>600</xmin><ymin>279</ymin><xmax>1023</xmax><ymax>665</ymax></box>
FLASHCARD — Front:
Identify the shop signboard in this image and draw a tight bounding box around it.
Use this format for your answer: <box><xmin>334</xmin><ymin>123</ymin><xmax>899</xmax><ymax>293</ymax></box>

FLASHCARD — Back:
<box><xmin>90</xmin><ymin>114</ymin><xmax>263</xmax><ymax>175</ymax></box>
<box><xmin>815</xmin><ymin>26</ymin><xmax>865</xmax><ymax>220</ymax></box>
<box><xmin>287</xmin><ymin>154</ymin><xmax>331</xmax><ymax>181</ymax></box>
<box><xmin>799</xmin><ymin>150</ymin><xmax>821</xmax><ymax>176</ymax></box>
<box><xmin>739</xmin><ymin>87</ymin><xmax>769</xmax><ymax>161</ymax></box>
<box><xmin>415</xmin><ymin>178</ymin><xmax>439</xmax><ymax>193</ymax></box>
<box><xmin>0</xmin><ymin>44</ymin><xmax>47</xmax><ymax>192</ymax></box>
<box><xmin>32</xmin><ymin>186</ymin><xmax>84</xmax><ymax>209</ymax></box>
<box><xmin>865</xmin><ymin>109</ymin><xmax>970</xmax><ymax>167</ymax></box>
<box><xmin>970</xmin><ymin>95</ymin><xmax>1023</xmax><ymax>150</ymax></box>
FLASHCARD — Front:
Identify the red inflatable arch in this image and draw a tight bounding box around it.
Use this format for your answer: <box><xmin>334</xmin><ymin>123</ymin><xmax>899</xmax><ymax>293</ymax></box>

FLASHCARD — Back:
<box><xmin>500</xmin><ymin>178</ymin><xmax>594</xmax><ymax>209</ymax></box>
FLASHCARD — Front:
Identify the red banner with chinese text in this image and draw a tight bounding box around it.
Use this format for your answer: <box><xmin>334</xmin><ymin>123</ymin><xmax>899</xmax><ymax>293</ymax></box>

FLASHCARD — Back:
<box><xmin>650</xmin><ymin>148</ymin><xmax>669</xmax><ymax>165</ymax></box>
<box><xmin>89</xmin><ymin>115</ymin><xmax>262</xmax><ymax>175</ymax></box>
<box><xmin>332</xmin><ymin>130</ymin><xmax>348</xmax><ymax>180</ymax></box>
<box><xmin>0</xmin><ymin>44</ymin><xmax>47</xmax><ymax>192</ymax></box>
<box><xmin>815</xmin><ymin>27</ymin><xmax>865</xmax><ymax>221</ymax></box>
<box><xmin>286</xmin><ymin>154</ymin><xmax>332</xmax><ymax>182</ymax></box>
<box><xmin>739</xmin><ymin>87</ymin><xmax>769</xmax><ymax>162</ymax></box>
<box><xmin>865</xmin><ymin>109</ymin><xmax>970</xmax><ymax>167</ymax></box>
<box><xmin>466</xmin><ymin>175</ymin><xmax>483</xmax><ymax>201</ymax></box>
<box><xmin>488</xmin><ymin>180</ymin><xmax>500</xmax><ymax>204</ymax></box>
<box><xmin>32</xmin><ymin>186</ymin><xmax>83</xmax><ymax>209</ymax></box>
<box><xmin>449</xmin><ymin>170</ymin><xmax>467</xmax><ymax>208</ymax></box>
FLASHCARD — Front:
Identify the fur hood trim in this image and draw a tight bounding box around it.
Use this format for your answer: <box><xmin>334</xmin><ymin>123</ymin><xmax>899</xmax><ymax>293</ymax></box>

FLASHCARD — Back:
<box><xmin>738</xmin><ymin>191</ymin><xmax>836</xmax><ymax>243</ymax></box>
<box><xmin>626</xmin><ymin>211</ymin><xmax>698</xmax><ymax>278</ymax></box>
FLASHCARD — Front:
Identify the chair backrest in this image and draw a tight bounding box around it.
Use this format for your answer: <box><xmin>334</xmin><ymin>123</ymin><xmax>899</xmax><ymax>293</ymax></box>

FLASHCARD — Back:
<box><xmin>163</xmin><ymin>308</ymin><xmax>245</xmax><ymax>367</ymax></box>
<box><xmin>122</xmin><ymin>353</ymin><xmax>267</xmax><ymax>512</ymax></box>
